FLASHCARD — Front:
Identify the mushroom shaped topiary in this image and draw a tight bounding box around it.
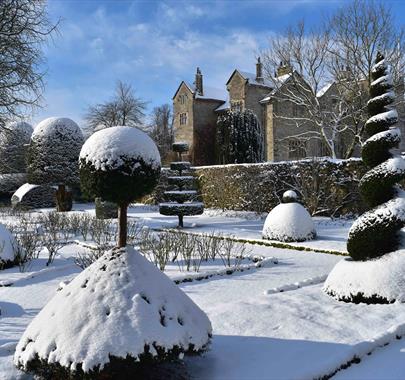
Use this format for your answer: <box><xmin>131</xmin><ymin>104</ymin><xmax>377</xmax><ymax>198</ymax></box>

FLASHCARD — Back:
<box><xmin>262</xmin><ymin>190</ymin><xmax>316</xmax><ymax>242</ymax></box>
<box><xmin>14</xmin><ymin>126</ymin><xmax>212</xmax><ymax>379</ymax></box>
<box><xmin>27</xmin><ymin>117</ymin><xmax>84</xmax><ymax>211</ymax></box>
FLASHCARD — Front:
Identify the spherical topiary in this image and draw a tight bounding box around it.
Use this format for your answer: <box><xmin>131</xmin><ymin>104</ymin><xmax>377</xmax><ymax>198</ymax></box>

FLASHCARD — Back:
<box><xmin>346</xmin><ymin>53</ymin><xmax>405</xmax><ymax>261</ymax></box>
<box><xmin>79</xmin><ymin>126</ymin><xmax>161</xmax><ymax>246</ymax></box>
<box><xmin>0</xmin><ymin>121</ymin><xmax>33</xmax><ymax>174</ymax></box>
<box><xmin>27</xmin><ymin>117</ymin><xmax>84</xmax><ymax>211</ymax></box>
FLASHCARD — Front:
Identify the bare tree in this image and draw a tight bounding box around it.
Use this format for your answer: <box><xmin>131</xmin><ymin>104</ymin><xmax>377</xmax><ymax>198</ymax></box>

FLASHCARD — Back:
<box><xmin>0</xmin><ymin>0</ymin><xmax>59</xmax><ymax>126</ymax></box>
<box><xmin>84</xmin><ymin>81</ymin><xmax>147</xmax><ymax>135</ymax></box>
<box><xmin>146</xmin><ymin>104</ymin><xmax>174</xmax><ymax>161</ymax></box>
<box><xmin>262</xmin><ymin>1</ymin><xmax>404</xmax><ymax>159</ymax></box>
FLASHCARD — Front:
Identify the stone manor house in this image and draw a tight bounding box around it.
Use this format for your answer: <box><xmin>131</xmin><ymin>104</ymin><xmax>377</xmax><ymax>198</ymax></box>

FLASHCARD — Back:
<box><xmin>173</xmin><ymin>59</ymin><xmax>405</xmax><ymax>166</ymax></box>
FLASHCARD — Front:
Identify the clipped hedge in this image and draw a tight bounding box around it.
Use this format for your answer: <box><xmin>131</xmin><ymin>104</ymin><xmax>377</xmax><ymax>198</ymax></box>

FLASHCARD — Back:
<box><xmin>150</xmin><ymin>158</ymin><xmax>367</xmax><ymax>217</ymax></box>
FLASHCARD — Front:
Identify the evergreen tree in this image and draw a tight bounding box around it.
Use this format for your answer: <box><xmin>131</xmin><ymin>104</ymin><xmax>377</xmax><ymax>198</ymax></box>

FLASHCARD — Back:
<box><xmin>347</xmin><ymin>52</ymin><xmax>405</xmax><ymax>260</ymax></box>
<box><xmin>216</xmin><ymin>110</ymin><xmax>264</xmax><ymax>164</ymax></box>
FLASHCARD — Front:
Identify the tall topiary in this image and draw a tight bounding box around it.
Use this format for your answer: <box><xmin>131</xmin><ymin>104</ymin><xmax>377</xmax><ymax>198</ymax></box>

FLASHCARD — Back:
<box><xmin>79</xmin><ymin>126</ymin><xmax>161</xmax><ymax>247</ymax></box>
<box><xmin>347</xmin><ymin>52</ymin><xmax>405</xmax><ymax>260</ymax></box>
<box><xmin>0</xmin><ymin>121</ymin><xmax>33</xmax><ymax>174</ymax></box>
<box><xmin>27</xmin><ymin>117</ymin><xmax>84</xmax><ymax>211</ymax></box>
<box><xmin>159</xmin><ymin>142</ymin><xmax>204</xmax><ymax>228</ymax></box>
<box><xmin>216</xmin><ymin>109</ymin><xmax>264</xmax><ymax>164</ymax></box>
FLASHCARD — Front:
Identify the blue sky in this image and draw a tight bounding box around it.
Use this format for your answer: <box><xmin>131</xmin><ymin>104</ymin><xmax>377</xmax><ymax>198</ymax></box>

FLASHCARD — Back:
<box><xmin>34</xmin><ymin>0</ymin><xmax>405</xmax><ymax>127</ymax></box>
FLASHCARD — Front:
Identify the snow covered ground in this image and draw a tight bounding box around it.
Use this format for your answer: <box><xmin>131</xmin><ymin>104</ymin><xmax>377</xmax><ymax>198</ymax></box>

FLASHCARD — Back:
<box><xmin>0</xmin><ymin>204</ymin><xmax>404</xmax><ymax>379</ymax></box>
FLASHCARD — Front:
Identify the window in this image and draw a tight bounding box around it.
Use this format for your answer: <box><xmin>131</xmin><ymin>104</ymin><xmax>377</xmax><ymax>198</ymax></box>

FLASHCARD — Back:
<box><xmin>288</xmin><ymin>140</ymin><xmax>307</xmax><ymax>160</ymax></box>
<box><xmin>179</xmin><ymin>113</ymin><xmax>187</xmax><ymax>125</ymax></box>
<box><xmin>231</xmin><ymin>101</ymin><xmax>243</xmax><ymax>112</ymax></box>
<box><xmin>179</xmin><ymin>94</ymin><xmax>187</xmax><ymax>104</ymax></box>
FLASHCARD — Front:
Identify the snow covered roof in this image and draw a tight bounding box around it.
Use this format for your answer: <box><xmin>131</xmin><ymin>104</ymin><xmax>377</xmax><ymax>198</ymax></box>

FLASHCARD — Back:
<box><xmin>215</xmin><ymin>98</ymin><xmax>230</xmax><ymax>112</ymax></box>
<box><xmin>316</xmin><ymin>82</ymin><xmax>334</xmax><ymax>98</ymax></box>
<box><xmin>226</xmin><ymin>70</ymin><xmax>273</xmax><ymax>88</ymax></box>
<box><xmin>173</xmin><ymin>81</ymin><xmax>227</xmax><ymax>102</ymax></box>
<box><xmin>260</xmin><ymin>73</ymin><xmax>293</xmax><ymax>103</ymax></box>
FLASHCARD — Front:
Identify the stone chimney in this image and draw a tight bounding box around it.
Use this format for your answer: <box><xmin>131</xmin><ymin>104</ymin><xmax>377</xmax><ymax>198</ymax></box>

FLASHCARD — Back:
<box><xmin>195</xmin><ymin>67</ymin><xmax>203</xmax><ymax>96</ymax></box>
<box><xmin>256</xmin><ymin>57</ymin><xmax>263</xmax><ymax>83</ymax></box>
<box><xmin>276</xmin><ymin>61</ymin><xmax>293</xmax><ymax>77</ymax></box>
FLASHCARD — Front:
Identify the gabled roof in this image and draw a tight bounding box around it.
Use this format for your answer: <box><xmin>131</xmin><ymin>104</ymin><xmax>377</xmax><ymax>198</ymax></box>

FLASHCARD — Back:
<box><xmin>215</xmin><ymin>98</ymin><xmax>230</xmax><ymax>112</ymax></box>
<box><xmin>259</xmin><ymin>72</ymin><xmax>296</xmax><ymax>103</ymax></box>
<box><xmin>172</xmin><ymin>81</ymin><xmax>227</xmax><ymax>102</ymax></box>
<box><xmin>316</xmin><ymin>82</ymin><xmax>334</xmax><ymax>98</ymax></box>
<box><xmin>226</xmin><ymin>69</ymin><xmax>273</xmax><ymax>88</ymax></box>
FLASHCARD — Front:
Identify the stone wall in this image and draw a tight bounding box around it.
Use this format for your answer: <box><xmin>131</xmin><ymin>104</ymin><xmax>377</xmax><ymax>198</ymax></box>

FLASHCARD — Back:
<box><xmin>151</xmin><ymin>158</ymin><xmax>367</xmax><ymax>217</ymax></box>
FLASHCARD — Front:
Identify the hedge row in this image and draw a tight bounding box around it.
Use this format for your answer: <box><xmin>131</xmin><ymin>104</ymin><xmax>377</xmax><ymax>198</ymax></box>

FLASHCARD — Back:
<box><xmin>149</xmin><ymin>158</ymin><xmax>368</xmax><ymax>217</ymax></box>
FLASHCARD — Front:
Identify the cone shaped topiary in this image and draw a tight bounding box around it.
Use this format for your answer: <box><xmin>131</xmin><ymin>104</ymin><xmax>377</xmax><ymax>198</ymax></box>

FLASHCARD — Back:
<box><xmin>346</xmin><ymin>53</ymin><xmax>405</xmax><ymax>261</ymax></box>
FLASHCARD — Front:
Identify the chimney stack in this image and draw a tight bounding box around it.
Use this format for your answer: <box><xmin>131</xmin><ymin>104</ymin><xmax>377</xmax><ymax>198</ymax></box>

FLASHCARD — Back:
<box><xmin>256</xmin><ymin>57</ymin><xmax>263</xmax><ymax>83</ymax></box>
<box><xmin>195</xmin><ymin>67</ymin><xmax>203</xmax><ymax>96</ymax></box>
<box><xmin>276</xmin><ymin>61</ymin><xmax>293</xmax><ymax>77</ymax></box>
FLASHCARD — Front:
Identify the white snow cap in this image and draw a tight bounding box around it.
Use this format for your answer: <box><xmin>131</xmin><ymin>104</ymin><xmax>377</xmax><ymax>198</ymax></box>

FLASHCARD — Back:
<box><xmin>0</xmin><ymin>223</ymin><xmax>20</xmax><ymax>263</ymax></box>
<box><xmin>32</xmin><ymin>117</ymin><xmax>82</xmax><ymax>140</ymax></box>
<box><xmin>80</xmin><ymin>126</ymin><xmax>161</xmax><ymax>171</ymax></box>
<box><xmin>14</xmin><ymin>247</ymin><xmax>212</xmax><ymax>373</ymax></box>
<box><xmin>282</xmin><ymin>190</ymin><xmax>298</xmax><ymax>201</ymax></box>
<box><xmin>324</xmin><ymin>249</ymin><xmax>405</xmax><ymax>302</ymax></box>
<box><xmin>262</xmin><ymin>202</ymin><xmax>316</xmax><ymax>242</ymax></box>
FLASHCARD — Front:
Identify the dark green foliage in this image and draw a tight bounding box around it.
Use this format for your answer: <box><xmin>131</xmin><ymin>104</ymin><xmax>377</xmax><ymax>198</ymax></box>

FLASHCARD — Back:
<box><xmin>22</xmin><ymin>345</ymin><xmax>194</xmax><ymax>380</ymax></box>
<box><xmin>216</xmin><ymin>109</ymin><xmax>264</xmax><ymax>164</ymax></box>
<box><xmin>95</xmin><ymin>197</ymin><xmax>118</xmax><ymax>219</ymax></box>
<box><xmin>80</xmin><ymin>156</ymin><xmax>160</xmax><ymax>205</ymax></box>
<box><xmin>172</xmin><ymin>142</ymin><xmax>189</xmax><ymax>153</ymax></box>
<box><xmin>347</xmin><ymin>52</ymin><xmax>404</xmax><ymax>261</ymax></box>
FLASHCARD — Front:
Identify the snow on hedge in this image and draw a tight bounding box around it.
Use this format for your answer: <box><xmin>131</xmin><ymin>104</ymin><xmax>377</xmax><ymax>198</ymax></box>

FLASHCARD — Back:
<box><xmin>262</xmin><ymin>191</ymin><xmax>316</xmax><ymax>242</ymax></box>
<box><xmin>323</xmin><ymin>249</ymin><xmax>405</xmax><ymax>303</ymax></box>
<box><xmin>0</xmin><ymin>224</ymin><xmax>20</xmax><ymax>264</ymax></box>
<box><xmin>80</xmin><ymin>126</ymin><xmax>161</xmax><ymax>171</ymax></box>
<box><xmin>14</xmin><ymin>247</ymin><xmax>212</xmax><ymax>374</ymax></box>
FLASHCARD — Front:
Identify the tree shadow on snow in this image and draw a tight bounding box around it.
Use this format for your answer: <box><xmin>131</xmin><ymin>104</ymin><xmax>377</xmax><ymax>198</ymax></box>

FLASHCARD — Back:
<box><xmin>185</xmin><ymin>335</ymin><xmax>357</xmax><ymax>380</ymax></box>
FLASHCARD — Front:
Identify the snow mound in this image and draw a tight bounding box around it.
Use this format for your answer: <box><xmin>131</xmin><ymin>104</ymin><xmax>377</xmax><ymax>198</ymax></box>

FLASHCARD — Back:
<box><xmin>80</xmin><ymin>126</ymin><xmax>161</xmax><ymax>171</ymax></box>
<box><xmin>14</xmin><ymin>247</ymin><xmax>212</xmax><ymax>374</ymax></box>
<box><xmin>262</xmin><ymin>202</ymin><xmax>316</xmax><ymax>242</ymax></box>
<box><xmin>0</xmin><ymin>224</ymin><xmax>19</xmax><ymax>264</ymax></box>
<box><xmin>324</xmin><ymin>249</ymin><xmax>405</xmax><ymax>303</ymax></box>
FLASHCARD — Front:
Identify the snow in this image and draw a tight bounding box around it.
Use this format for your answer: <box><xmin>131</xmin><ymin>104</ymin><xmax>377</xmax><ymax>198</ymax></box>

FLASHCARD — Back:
<box><xmin>364</xmin><ymin>127</ymin><xmax>400</xmax><ymax>144</ymax></box>
<box><xmin>215</xmin><ymin>98</ymin><xmax>230</xmax><ymax>112</ymax></box>
<box><xmin>316</xmin><ymin>82</ymin><xmax>334</xmax><ymax>98</ymax></box>
<box><xmin>262</xmin><ymin>201</ymin><xmax>316</xmax><ymax>242</ymax></box>
<box><xmin>184</xmin><ymin>82</ymin><xmax>227</xmax><ymax>101</ymax></box>
<box><xmin>371</xmin><ymin>73</ymin><xmax>393</xmax><ymax>87</ymax></box>
<box><xmin>238</xmin><ymin>70</ymin><xmax>273</xmax><ymax>88</ymax></box>
<box><xmin>324</xmin><ymin>249</ymin><xmax>405</xmax><ymax>302</ymax></box>
<box><xmin>12</xmin><ymin>183</ymin><xmax>38</xmax><ymax>200</ymax></box>
<box><xmin>3</xmin><ymin>206</ymin><xmax>405</xmax><ymax>378</ymax></box>
<box><xmin>0</xmin><ymin>224</ymin><xmax>19</xmax><ymax>263</ymax></box>
<box><xmin>32</xmin><ymin>117</ymin><xmax>81</xmax><ymax>139</ymax></box>
<box><xmin>14</xmin><ymin>246</ymin><xmax>212</xmax><ymax>373</ymax></box>
<box><xmin>80</xmin><ymin>126</ymin><xmax>161</xmax><ymax>171</ymax></box>
<box><xmin>365</xmin><ymin>109</ymin><xmax>398</xmax><ymax>125</ymax></box>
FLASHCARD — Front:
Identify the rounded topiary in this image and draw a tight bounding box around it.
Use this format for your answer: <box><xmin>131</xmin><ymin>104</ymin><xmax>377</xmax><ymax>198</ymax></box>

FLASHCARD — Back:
<box><xmin>262</xmin><ymin>190</ymin><xmax>316</xmax><ymax>242</ymax></box>
<box><xmin>0</xmin><ymin>121</ymin><xmax>33</xmax><ymax>174</ymax></box>
<box><xmin>27</xmin><ymin>117</ymin><xmax>84</xmax><ymax>211</ymax></box>
<box><xmin>79</xmin><ymin>126</ymin><xmax>161</xmax><ymax>246</ymax></box>
<box><xmin>347</xmin><ymin>53</ymin><xmax>405</xmax><ymax>261</ymax></box>
<box><xmin>172</xmin><ymin>142</ymin><xmax>189</xmax><ymax>153</ymax></box>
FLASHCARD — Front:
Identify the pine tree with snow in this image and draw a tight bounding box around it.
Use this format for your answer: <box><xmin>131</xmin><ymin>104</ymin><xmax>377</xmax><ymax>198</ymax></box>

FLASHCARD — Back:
<box><xmin>216</xmin><ymin>109</ymin><xmax>264</xmax><ymax>164</ymax></box>
<box><xmin>15</xmin><ymin>127</ymin><xmax>212</xmax><ymax>379</ymax></box>
<box><xmin>346</xmin><ymin>52</ymin><xmax>405</xmax><ymax>261</ymax></box>
<box><xmin>27</xmin><ymin>117</ymin><xmax>84</xmax><ymax>211</ymax></box>
<box><xmin>159</xmin><ymin>142</ymin><xmax>204</xmax><ymax>228</ymax></box>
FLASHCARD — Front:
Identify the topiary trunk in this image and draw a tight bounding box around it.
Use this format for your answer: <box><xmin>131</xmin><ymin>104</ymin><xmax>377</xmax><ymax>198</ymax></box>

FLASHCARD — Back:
<box><xmin>118</xmin><ymin>203</ymin><xmax>128</xmax><ymax>248</ymax></box>
<box><xmin>347</xmin><ymin>52</ymin><xmax>405</xmax><ymax>260</ymax></box>
<box><xmin>56</xmin><ymin>184</ymin><xmax>72</xmax><ymax>212</ymax></box>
